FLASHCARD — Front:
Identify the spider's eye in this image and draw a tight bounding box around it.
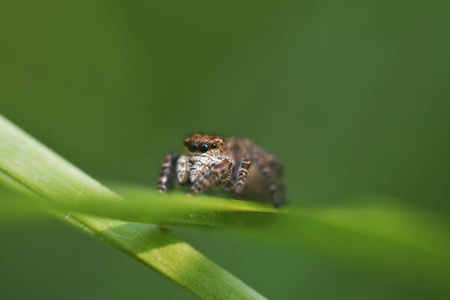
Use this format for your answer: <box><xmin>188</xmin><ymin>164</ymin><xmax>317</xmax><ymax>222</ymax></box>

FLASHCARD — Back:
<box><xmin>198</xmin><ymin>142</ymin><xmax>209</xmax><ymax>153</ymax></box>
<box><xmin>211</xmin><ymin>143</ymin><xmax>217</xmax><ymax>149</ymax></box>
<box><xmin>188</xmin><ymin>141</ymin><xmax>197</xmax><ymax>152</ymax></box>
<box><xmin>184</xmin><ymin>140</ymin><xmax>188</xmax><ymax>146</ymax></box>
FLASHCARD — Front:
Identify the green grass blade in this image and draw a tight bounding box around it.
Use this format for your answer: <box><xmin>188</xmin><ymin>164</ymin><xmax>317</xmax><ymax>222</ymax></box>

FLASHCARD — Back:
<box><xmin>53</xmin><ymin>183</ymin><xmax>278</xmax><ymax>228</ymax></box>
<box><xmin>11</xmin><ymin>181</ymin><xmax>449</xmax><ymax>291</ymax></box>
<box><xmin>273</xmin><ymin>203</ymin><xmax>450</xmax><ymax>288</ymax></box>
<box><xmin>0</xmin><ymin>114</ymin><xmax>266</xmax><ymax>300</ymax></box>
<box><xmin>3</xmin><ymin>181</ymin><xmax>450</xmax><ymax>292</ymax></box>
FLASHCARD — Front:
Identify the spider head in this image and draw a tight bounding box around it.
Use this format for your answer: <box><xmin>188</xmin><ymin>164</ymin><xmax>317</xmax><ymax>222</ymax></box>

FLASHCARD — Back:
<box><xmin>184</xmin><ymin>134</ymin><xmax>225</xmax><ymax>155</ymax></box>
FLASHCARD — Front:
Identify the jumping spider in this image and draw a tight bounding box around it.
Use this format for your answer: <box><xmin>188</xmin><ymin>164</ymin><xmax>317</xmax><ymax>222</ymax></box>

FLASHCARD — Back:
<box><xmin>157</xmin><ymin>134</ymin><xmax>286</xmax><ymax>208</ymax></box>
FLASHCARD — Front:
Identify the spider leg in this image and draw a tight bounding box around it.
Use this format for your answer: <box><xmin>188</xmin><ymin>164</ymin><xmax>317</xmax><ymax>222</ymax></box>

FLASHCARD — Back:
<box><xmin>214</xmin><ymin>162</ymin><xmax>233</xmax><ymax>188</ymax></box>
<box><xmin>176</xmin><ymin>154</ymin><xmax>190</xmax><ymax>185</ymax></box>
<box><xmin>234</xmin><ymin>157</ymin><xmax>252</xmax><ymax>199</ymax></box>
<box><xmin>253</xmin><ymin>155</ymin><xmax>280</xmax><ymax>208</ymax></box>
<box><xmin>190</xmin><ymin>159</ymin><xmax>232</xmax><ymax>195</ymax></box>
<box><xmin>157</xmin><ymin>151</ymin><xmax>178</xmax><ymax>192</ymax></box>
<box><xmin>224</xmin><ymin>177</ymin><xmax>236</xmax><ymax>190</ymax></box>
<box><xmin>266</xmin><ymin>155</ymin><xmax>286</xmax><ymax>204</ymax></box>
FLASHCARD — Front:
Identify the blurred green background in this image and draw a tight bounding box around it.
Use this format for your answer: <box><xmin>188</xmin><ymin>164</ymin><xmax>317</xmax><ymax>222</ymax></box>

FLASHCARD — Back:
<box><xmin>1</xmin><ymin>0</ymin><xmax>449</xmax><ymax>299</ymax></box>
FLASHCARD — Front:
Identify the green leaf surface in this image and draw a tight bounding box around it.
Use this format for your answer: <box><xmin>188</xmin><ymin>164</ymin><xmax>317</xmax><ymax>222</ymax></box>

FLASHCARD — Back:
<box><xmin>0</xmin><ymin>114</ymin><xmax>265</xmax><ymax>300</ymax></box>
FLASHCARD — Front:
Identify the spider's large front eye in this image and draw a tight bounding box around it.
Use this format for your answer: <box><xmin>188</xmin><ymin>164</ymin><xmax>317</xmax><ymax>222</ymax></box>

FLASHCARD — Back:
<box><xmin>188</xmin><ymin>141</ymin><xmax>197</xmax><ymax>152</ymax></box>
<box><xmin>198</xmin><ymin>142</ymin><xmax>209</xmax><ymax>153</ymax></box>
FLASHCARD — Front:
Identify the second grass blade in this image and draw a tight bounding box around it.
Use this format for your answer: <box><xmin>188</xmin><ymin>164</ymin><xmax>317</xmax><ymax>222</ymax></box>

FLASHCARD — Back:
<box><xmin>0</xmin><ymin>114</ymin><xmax>266</xmax><ymax>300</ymax></box>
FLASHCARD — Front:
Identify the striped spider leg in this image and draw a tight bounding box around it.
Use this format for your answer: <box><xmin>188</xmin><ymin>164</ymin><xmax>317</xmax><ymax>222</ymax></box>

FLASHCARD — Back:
<box><xmin>157</xmin><ymin>151</ymin><xmax>178</xmax><ymax>192</ymax></box>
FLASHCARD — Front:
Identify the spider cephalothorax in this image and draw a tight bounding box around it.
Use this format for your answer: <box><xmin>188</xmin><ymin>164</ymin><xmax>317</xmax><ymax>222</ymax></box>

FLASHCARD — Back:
<box><xmin>158</xmin><ymin>134</ymin><xmax>286</xmax><ymax>207</ymax></box>
<box><xmin>183</xmin><ymin>134</ymin><xmax>226</xmax><ymax>155</ymax></box>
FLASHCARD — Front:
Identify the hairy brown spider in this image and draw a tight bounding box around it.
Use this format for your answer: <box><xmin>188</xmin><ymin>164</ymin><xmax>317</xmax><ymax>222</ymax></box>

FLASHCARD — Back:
<box><xmin>157</xmin><ymin>134</ymin><xmax>286</xmax><ymax>207</ymax></box>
